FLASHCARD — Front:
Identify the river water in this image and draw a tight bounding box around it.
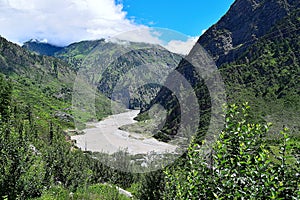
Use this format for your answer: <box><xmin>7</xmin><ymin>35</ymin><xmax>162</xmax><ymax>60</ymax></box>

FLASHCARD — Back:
<box><xmin>71</xmin><ymin>110</ymin><xmax>177</xmax><ymax>155</ymax></box>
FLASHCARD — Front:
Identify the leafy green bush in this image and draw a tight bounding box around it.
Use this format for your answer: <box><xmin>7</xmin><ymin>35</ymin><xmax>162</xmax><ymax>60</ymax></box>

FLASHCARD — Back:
<box><xmin>136</xmin><ymin>170</ymin><xmax>165</xmax><ymax>200</ymax></box>
<box><xmin>163</xmin><ymin>103</ymin><xmax>299</xmax><ymax>199</ymax></box>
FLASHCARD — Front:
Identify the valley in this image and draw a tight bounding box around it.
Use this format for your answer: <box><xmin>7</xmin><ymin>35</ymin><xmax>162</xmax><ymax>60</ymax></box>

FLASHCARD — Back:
<box><xmin>0</xmin><ymin>0</ymin><xmax>299</xmax><ymax>199</ymax></box>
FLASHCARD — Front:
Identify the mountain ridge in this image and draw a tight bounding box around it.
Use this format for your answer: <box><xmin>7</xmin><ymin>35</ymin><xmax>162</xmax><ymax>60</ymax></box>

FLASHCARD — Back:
<box><xmin>140</xmin><ymin>0</ymin><xmax>300</xmax><ymax>142</ymax></box>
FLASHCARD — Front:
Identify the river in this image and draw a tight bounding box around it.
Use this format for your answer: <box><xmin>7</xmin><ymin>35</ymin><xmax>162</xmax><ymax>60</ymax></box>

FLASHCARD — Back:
<box><xmin>71</xmin><ymin>110</ymin><xmax>177</xmax><ymax>155</ymax></box>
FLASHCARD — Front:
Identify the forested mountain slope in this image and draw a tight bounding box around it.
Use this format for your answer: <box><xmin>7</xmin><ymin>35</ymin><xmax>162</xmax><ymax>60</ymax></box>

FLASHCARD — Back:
<box><xmin>142</xmin><ymin>0</ymin><xmax>300</xmax><ymax>142</ymax></box>
<box><xmin>0</xmin><ymin>36</ymin><xmax>112</xmax><ymax>128</ymax></box>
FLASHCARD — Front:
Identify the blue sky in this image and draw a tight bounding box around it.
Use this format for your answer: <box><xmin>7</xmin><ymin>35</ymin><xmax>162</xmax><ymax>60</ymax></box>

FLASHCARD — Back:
<box><xmin>122</xmin><ymin>0</ymin><xmax>234</xmax><ymax>36</ymax></box>
<box><xmin>0</xmin><ymin>0</ymin><xmax>235</xmax><ymax>54</ymax></box>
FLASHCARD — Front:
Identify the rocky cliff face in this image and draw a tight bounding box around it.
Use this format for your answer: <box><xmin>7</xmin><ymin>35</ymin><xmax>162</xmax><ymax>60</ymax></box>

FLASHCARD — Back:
<box><xmin>199</xmin><ymin>0</ymin><xmax>300</xmax><ymax>65</ymax></box>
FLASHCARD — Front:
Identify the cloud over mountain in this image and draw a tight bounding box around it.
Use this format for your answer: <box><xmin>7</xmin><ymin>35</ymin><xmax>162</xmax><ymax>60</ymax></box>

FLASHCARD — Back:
<box><xmin>0</xmin><ymin>0</ymin><xmax>141</xmax><ymax>46</ymax></box>
<box><xmin>0</xmin><ymin>0</ymin><xmax>196</xmax><ymax>54</ymax></box>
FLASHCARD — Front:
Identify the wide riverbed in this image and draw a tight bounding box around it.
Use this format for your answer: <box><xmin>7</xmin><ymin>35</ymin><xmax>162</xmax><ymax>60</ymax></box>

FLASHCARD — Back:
<box><xmin>71</xmin><ymin>110</ymin><xmax>177</xmax><ymax>155</ymax></box>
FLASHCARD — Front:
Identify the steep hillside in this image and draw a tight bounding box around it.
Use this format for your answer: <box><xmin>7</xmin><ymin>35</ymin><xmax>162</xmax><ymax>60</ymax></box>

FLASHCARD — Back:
<box><xmin>140</xmin><ymin>0</ymin><xmax>300</xmax><ymax>142</ymax></box>
<box><xmin>199</xmin><ymin>0</ymin><xmax>300</xmax><ymax>66</ymax></box>
<box><xmin>221</xmin><ymin>7</ymin><xmax>300</xmax><ymax>135</ymax></box>
<box><xmin>0</xmin><ymin>57</ymin><xmax>130</xmax><ymax>200</ymax></box>
<box><xmin>0</xmin><ymin>37</ymin><xmax>73</xmax><ymax>82</ymax></box>
<box><xmin>0</xmin><ymin>36</ymin><xmax>112</xmax><ymax>129</ymax></box>
<box><xmin>22</xmin><ymin>37</ymin><xmax>182</xmax><ymax>118</ymax></box>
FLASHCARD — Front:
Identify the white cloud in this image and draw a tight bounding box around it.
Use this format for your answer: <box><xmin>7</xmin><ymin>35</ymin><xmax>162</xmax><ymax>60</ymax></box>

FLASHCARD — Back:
<box><xmin>0</xmin><ymin>0</ymin><xmax>199</xmax><ymax>55</ymax></box>
<box><xmin>110</xmin><ymin>29</ymin><xmax>199</xmax><ymax>55</ymax></box>
<box><xmin>163</xmin><ymin>37</ymin><xmax>198</xmax><ymax>55</ymax></box>
<box><xmin>0</xmin><ymin>0</ymin><xmax>141</xmax><ymax>46</ymax></box>
<box><xmin>110</xmin><ymin>28</ymin><xmax>162</xmax><ymax>44</ymax></box>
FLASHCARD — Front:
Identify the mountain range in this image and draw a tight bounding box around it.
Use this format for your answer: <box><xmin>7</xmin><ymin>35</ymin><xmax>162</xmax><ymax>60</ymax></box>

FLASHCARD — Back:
<box><xmin>0</xmin><ymin>35</ymin><xmax>183</xmax><ymax>130</ymax></box>
<box><xmin>2</xmin><ymin>0</ymin><xmax>299</xmax><ymax>142</ymax></box>
<box><xmin>23</xmin><ymin>38</ymin><xmax>182</xmax><ymax>110</ymax></box>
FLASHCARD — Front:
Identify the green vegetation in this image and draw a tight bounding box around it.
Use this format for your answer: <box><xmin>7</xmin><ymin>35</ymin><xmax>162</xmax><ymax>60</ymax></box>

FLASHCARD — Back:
<box><xmin>0</xmin><ymin>75</ymin><xmax>135</xmax><ymax>199</ymax></box>
<box><xmin>33</xmin><ymin>184</ymin><xmax>130</xmax><ymax>200</ymax></box>
<box><xmin>1</xmin><ymin>36</ymin><xmax>114</xmax><ymax>129</ymax></box>
<box><xmin>1</xmin><ymin>2</ymin><xmax>299</xmax><ymax>199</ymax></box>
<box><xmin>2</xmin><ymin>86</ymin><xmax>298</xmax><ymax>199</ymax></box>
<box><xmin>141</xmin><ymin>6</ymin><xmax>300</xmax><ymax>144</ymax></box>
<box><xmin>162</xmin><ymin>103</ymin><xmax>299</xmax><ymax>199</ymax></box>
<box><xmin>220</xmin><ymin>8</ymin><xmax>300</xmax><ymax>137</ymax></box>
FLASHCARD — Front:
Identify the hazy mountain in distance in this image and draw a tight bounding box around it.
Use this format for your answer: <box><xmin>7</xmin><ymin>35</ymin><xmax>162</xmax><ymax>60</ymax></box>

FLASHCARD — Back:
<box><xmin>55</xmin><ymin>39</ymin><xmax>183</xmax><ymax>109</ymax></box>
<box><xmin>22</xmin><ymin>39</ymin><xmax>64</xmax><ymax>56</ymax></box>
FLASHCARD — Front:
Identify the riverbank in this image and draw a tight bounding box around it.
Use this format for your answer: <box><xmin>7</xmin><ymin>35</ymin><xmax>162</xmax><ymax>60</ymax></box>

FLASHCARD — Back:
<box><xmin>71</xmin><ymin>110</ymin><xmax>177</xmax><ymax>155</ymax></box>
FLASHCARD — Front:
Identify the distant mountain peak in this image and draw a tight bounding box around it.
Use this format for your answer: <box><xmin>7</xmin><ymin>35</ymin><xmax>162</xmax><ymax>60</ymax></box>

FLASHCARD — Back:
<box><xmin>22</xmin><ymin>39</ymin><xmax>64</xmax><ymax>56</ymax></box>
<box><xmin>27</xmin><ymin>38</ymin><xmax>49</xmax><ymax>44</ymax></box>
